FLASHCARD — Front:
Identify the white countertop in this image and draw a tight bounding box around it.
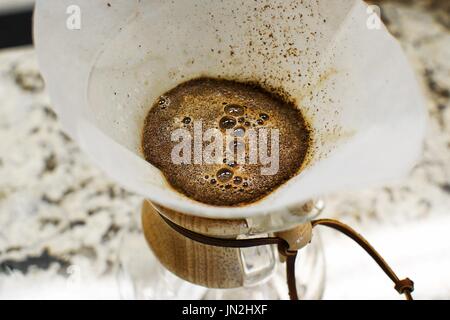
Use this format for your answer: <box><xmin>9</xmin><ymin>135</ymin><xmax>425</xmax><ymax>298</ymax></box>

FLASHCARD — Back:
<box><xmin>0</xmin><ymin>0</ymin><xmax>33</xmax><ymax>14</ymax></box>
<box><xmin>0</xmin><ymin>0</ymin><xmax>449</xmax><ymax>299</ymax></box>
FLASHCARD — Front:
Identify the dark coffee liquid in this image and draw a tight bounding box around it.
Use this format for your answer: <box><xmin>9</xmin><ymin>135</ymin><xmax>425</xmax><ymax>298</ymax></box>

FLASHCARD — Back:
<box><xmin>142</xmin><ymin>78</ymin><xmax>310</xmax><ymax>206</ymax></box>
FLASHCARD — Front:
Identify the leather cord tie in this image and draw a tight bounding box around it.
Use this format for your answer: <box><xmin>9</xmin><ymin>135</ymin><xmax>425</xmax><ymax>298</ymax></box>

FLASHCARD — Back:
<box><xmin>159</xmin><ymin>214</ymin><xmax>414</xmax><ymax>300</ymax></box>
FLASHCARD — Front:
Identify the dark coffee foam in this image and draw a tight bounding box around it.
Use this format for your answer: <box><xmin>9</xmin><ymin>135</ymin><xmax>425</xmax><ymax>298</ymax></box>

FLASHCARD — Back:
<box><xmin>142</xmin><ymin>78</ymin><xmax>311</xmax><ymax>206</ymax></box>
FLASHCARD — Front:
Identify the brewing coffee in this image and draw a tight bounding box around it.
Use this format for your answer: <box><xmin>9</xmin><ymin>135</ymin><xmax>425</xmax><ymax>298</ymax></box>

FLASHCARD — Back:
<box><xmin>142</xmin><ymin>78</ymin><xmax>311</xmax><ymax>206</ymax></box>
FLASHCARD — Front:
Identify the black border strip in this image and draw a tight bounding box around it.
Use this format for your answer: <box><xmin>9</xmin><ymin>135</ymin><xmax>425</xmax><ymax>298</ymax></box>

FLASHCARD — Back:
<box><xmin>0</xmin><ymin>9</ymin><xmax>33</xmax><ymax>49</ymax></box>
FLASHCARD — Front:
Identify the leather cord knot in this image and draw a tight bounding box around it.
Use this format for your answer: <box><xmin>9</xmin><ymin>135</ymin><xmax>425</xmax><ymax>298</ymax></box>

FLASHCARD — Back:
<box><xmin>395</xmin><ymin>278</ymin><xmax>414</xmax><ymax>295</ymax></box>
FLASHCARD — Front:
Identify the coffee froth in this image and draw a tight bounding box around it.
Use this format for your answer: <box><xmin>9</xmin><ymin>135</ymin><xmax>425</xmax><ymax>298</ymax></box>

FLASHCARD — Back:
<box><xmin>142</xmin><ymin>78</ymin><xmax>311</xmax><ymax>206</ymax></box>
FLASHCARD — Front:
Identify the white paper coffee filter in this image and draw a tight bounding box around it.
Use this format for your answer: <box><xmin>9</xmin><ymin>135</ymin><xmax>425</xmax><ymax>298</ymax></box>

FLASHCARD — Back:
<box><xmin>34</xmin><ymin>0</ymin><xmax>426</xmax><ymax>219</ymax></box>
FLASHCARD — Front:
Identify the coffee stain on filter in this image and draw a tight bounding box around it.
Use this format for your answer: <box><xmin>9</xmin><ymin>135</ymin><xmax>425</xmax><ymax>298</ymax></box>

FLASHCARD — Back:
<box><xmin>195</xmin><ymin>0</ymin><xmax>349</xmax><ymax>168</ymax></box>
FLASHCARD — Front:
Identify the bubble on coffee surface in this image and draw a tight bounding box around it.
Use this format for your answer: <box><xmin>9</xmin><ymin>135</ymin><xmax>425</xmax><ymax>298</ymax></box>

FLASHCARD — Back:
<box><xmin>233</xmin><ymin>127</ymin><xmax>246</xmax><ymax>137</ymax></box>
<box><xmin>226</xmin><ymin>160</ymin><xmax>238</xmax><ymax>168</ymax></box>
<box><xmin>233</xmin><ymin>176</ymin><xmax>243</xmax><ymax>185</ymax></box>
<box><xmin>182</xmin><ymin>117</ymin><xmax>192</xmax><ymax>125</ymax></box>
<box><xmin>228</xmin><ymin>140</ymin><xmax>245</xmax><ymax>152</ymax></box>
<box><xmin>219</xmin><ymin>116</ymin><xmax>237</xmax><ymax>130</ymax></box>
<box><xmin>216</xmin><ymin>168</ymin><xmax>234</xmax><ymax>183</ymax></box>
<box><xmin>224</xmin><ymin>104</ymin><xmax>245</xmax><ymax>117</ymax></box>
<box><xmin>158</xmin><ymin>96</ymin><xmax>170</xmax><ymax>109</ymax></box>
<box><xmin>142</xmin><ymin>77</ymin><xmax>311</xmax><ymax>206</ymax></box>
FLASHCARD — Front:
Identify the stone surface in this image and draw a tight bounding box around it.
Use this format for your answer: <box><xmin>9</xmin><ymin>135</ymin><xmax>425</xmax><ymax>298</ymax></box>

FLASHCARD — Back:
<box><xmin>0</xmin><ymin>48</ymin><xmax>142</xmax><ymax>298</ymax></box>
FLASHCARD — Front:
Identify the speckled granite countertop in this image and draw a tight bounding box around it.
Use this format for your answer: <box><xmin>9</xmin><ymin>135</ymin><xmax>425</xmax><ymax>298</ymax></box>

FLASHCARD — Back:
<box><xmin>0</xmin><ymin>0</ymin><xmax>449</xmax><ymax>299</ymax></box>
